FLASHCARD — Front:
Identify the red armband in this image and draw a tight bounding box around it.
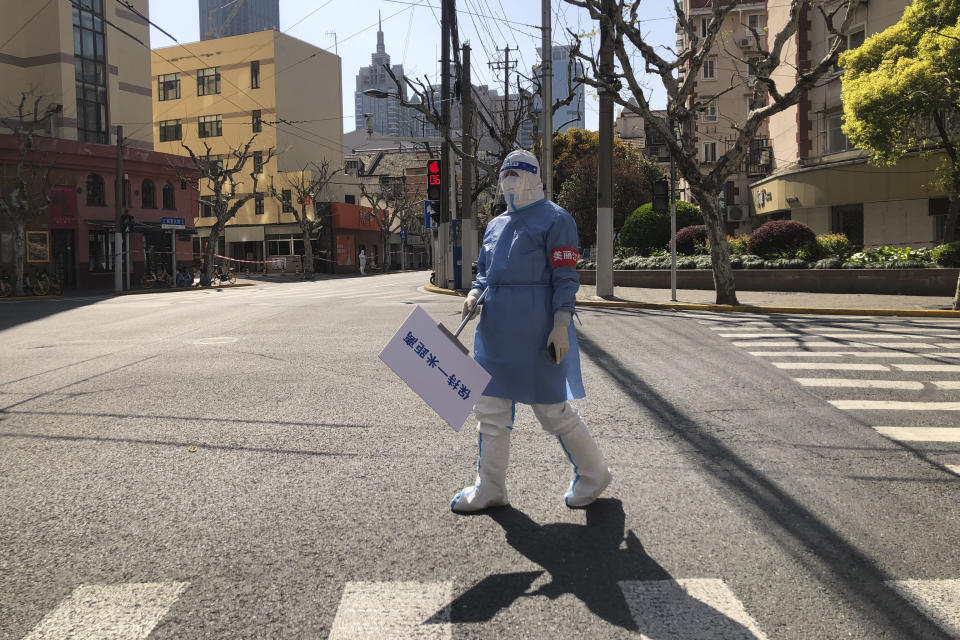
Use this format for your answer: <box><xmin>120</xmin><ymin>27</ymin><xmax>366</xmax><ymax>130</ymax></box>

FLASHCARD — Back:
<box><xmin>550</xmin><ymin>247</ymin><xmax>578</xmax><ymax>268</ymax></box>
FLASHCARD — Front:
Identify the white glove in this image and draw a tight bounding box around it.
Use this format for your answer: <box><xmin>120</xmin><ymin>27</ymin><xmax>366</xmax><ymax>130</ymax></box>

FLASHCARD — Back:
<box><xmin>462</xmin><ymin>289</ymin><xmax>482</xmax><ymax>321</ymax></box>
<box><xmin>546</xmin><ymin>310</ymin><xmax>572</xmax><ymax>364</ymax></box>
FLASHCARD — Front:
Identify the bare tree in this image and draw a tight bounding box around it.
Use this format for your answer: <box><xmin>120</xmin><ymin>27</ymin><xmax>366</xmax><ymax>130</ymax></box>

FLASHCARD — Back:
<box><xmin>0</xmin><ymin>94</ymin><xmax>59</xmax><ymax>296</ymax></box>
<box><xmin>564</xmin><ymin>0</ymin><xmax>863</xmax><ymax>305</ymax></box>
<box><xmin>178</xmin><ymin>136</ymin><xmax>274</xmax><ymax>279</ymax></box>
<box><xmin>359</xmin><ymin>177</ymin><xmax>424</xmax><ymax>271</ymax></box>
<box><xmin>266</xmin><ymin>160</ymin><xmax>340</xmax><ymax>279</ymax></box>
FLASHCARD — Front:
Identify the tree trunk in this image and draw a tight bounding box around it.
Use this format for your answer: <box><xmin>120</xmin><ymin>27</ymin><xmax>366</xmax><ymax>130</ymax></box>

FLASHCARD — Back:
<box><xmin>300</xmin><ymin>221</ymin><xmax>315</xmax><ymax>279</ymax></box>
<box><xmin>694</xmin><ymin>189</ymin><xmax>739</xmax><ymax>305</ymax></box>
<box><xmin>383</xmin><ymin>231</ymin><xmax>391</xmax><ymax>272</ymax></box>
<box><xmin>13</xmin><ymin>221</ymin><xmax>25</xmax><ymax>296</ymax></box>
<box><xmin>204</xmin><ymin>221</ymin><xmax>224</xmax><ymax>280</ymax></box>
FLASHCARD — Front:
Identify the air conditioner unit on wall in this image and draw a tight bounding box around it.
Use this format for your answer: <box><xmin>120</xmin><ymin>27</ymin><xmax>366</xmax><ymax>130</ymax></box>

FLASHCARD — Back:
<box><xmin>726</xmin><ymin>205</ymin><xmax>748</xmax><ymax>222</ymax></box>
<box><xmin>739</xmin><ymin>38</ymin><xmax>752</xmax><ymax>48</ymax></box>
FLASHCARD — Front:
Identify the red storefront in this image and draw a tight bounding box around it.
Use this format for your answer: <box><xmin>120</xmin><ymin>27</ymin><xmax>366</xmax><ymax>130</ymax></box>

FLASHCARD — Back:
<box><xmin>330</xmin><ymin>202</ymin><xmax>386</xmax><ymax>273</ymax></box>
<box><xmin>0</xmin><ymin>135</ymin><xmax>200</xmax><ymax>290</ymax></box>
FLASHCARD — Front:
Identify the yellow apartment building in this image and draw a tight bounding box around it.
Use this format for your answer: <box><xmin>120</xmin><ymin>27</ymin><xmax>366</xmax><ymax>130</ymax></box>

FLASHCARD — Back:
<box><xmin>680</xmin><ymin>0</ymin><xmax>773</xmax><ymax>228</ymax></box>
<box><xmin>757</xmin><ymin>0</ymin><xmax>948</xmax><ymax>248</ymax></box>
<box><xmin>1</xmin><ymin>0</ymin><xmax>153</xmax><ymax>149</ymax></box>
<box><xmin>151</xmin><ymin>30</ymin><xmax>344</xmax><ymax>268</ymax></box>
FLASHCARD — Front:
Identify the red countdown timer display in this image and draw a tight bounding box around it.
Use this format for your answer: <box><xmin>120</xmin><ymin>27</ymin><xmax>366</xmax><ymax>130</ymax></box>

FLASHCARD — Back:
<box><xmin>426</xmin><ymin>159</ymin><xmax>441</xmax><ymax>202</ymax></box>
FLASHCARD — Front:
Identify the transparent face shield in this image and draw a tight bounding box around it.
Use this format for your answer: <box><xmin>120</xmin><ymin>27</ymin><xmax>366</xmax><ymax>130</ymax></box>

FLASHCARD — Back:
<box><xmin>498</xmin><ymin>153</ymin><xmax>544</xmax><ymax>211</ymax></box>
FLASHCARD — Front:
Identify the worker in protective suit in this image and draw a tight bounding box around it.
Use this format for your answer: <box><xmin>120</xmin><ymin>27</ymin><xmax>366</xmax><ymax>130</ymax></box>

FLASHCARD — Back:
<box><xmin>451</xmin><ymin>149</ymin><xmax>611</xmax><ymax>512</ymax></box>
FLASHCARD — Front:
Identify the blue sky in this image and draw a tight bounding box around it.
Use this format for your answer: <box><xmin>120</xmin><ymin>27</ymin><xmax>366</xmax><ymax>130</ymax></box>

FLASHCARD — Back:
<box><xmin>147</xmin><ymin>1</ymin><xmax>676</xmax><ymax>134</ymax></box>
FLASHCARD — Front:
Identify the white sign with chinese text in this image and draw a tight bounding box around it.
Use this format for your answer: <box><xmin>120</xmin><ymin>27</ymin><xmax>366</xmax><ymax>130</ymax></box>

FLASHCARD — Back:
<box><xmin>379</xmin><ymin>306</ymin><xmax>491</xmax><ymax>432</ymax></box>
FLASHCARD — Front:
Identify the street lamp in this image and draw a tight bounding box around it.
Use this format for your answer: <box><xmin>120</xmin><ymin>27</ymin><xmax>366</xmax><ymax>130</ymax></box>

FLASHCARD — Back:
<box><xmin>363</xmin><ymin>88</ymin><xmax>392</xmax><ymax>99</ymax></box>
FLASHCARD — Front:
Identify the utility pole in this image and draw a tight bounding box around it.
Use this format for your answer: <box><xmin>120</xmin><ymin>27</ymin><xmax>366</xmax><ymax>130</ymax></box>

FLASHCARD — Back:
<box><xmin>439</xmin><ymin>0</ymin><xmax>452</xmax><ymax>288</ymax></box>
<box><xmin>114</xmin><ymin>125</ymin><xmax>124</xmax><ymax>293</ymax></box>
<box><xmin>595</xmin><ymin>0</ymin><xmax>615</xmax><ymax>298</ymax></box>
<box><xmin>489</xmin><ymin>47</ymin><xmax>516</xmax><ymax>139</ymax></box>
<box><xmin>461</xmin><ymin>43</ymin><xmax>476</xmax><ymax>291</ymax></box>
<box><xmin>541</xmin><ymin>0</ymin><xmax>553</xmax><ymax>200</ymax></box>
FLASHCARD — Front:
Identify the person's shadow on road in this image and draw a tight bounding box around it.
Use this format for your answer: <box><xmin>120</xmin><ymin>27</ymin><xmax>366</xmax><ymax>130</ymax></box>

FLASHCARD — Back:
<box><xmin>434</xmin><ymin>499</ymin><xmax>763</xmax><ymax>638</ymax></box>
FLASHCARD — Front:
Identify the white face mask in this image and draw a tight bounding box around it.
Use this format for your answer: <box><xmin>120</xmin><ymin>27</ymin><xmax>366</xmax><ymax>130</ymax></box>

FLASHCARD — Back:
<box><xmin>498</xmin><ymin>152</ymin><xmax>544</xmax><ymax>211</ymax></box>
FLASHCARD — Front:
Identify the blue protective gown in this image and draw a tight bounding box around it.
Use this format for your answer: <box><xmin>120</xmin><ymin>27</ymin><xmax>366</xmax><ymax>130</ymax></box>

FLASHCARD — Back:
<box><xmin>471</xmin><ymin>198</ymin><xmax>585</xmax><ymax>405</ymax></box>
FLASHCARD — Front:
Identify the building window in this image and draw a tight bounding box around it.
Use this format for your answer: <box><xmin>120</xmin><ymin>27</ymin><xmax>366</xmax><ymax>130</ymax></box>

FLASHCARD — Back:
<box><xmin>198</xmin><ymin>114</ymin><xmax>222</xmax><ymax>138</ymax></box>
<box><xmin>197</xmin><ymin>67</ymin><xmax>221</xmax><ymax>96</ymax></box>
<box><xmin>86</xmin><ymin>174</ymin><xmax>106</xmax><ymax>206</ymax></box>
<box><xmin>747</xmin><ymin>14</ymin><xmax>765</xmax><ymax>30</ymax></box>
<box><xmin>830</xmin><ymin>26</ymin><xmax>866</xmax><ymax>72</ymax></box>
<box><xmin>702</xmin><ymin>100</ymin><xmax>717</xmax><ymax>123</ymax></box>
<box><xmin>253</xmin><ymin>151</ymin><xmax>263</xmax><ymax>174</ymax></box>
<box><xmin>141</xmin><ymin>179</ymin><xmax>156</xmax><ymax>209</ymax></box>
<box><xmin>159</xmin><ymin>119</ymin><xmax>182</xmax><ymax>142</ymax></box>
<box><xmin>73</xmin><ymin>0</ymin><xmax>109</xmax><ymax>144</ymax></box>
<box><xmin>162</xmin><ymin>182</ymin><xmax>175</xmax><ymax>210</ymax></box>
<box><xmin>825</xmin><ymin>112</ymin><xmax>850</xmax><ymax>153</ymax></box>
<box><xmin>700</xmin><ymin>17</ymin><xmax>709</xmax><ymax>38</ymax></box>
<box><xmin>345</xmin><ymin>194</ymin><xmax>356</xmax><ymax>204</ymax></box>
<box><xmin>200</xmin><ymin>201</ymin><xmax>215</xmax><ymax>218</ymax></box>
<box><xmin>158</xmin><ymin>72</ymin><xmax>180</xmax><ymax>101</ymax></box>
<box><xmin>831</xmin><ymin>203</ymin><xmax>864</xmax><ymax>248</ymax></box>
<box><xmin>204</xmin><ymin>154</ymin><xmax>224</xmax><ymax>172</ymax></box>
<box><xmin>702</xmin><ymin>59</ymin><xmax>716</xmax><ymax>80</ymax></box>
<box><xmin>282</xmin><ymin>189</ymin><xmax>294</xmax><ymax>213</ymax></box>
<box><xmin>255</xmin><ymin>193</ymin><xmax>264</xmax><ymax>215</ymax></box>
<box><xmin>88</xmin><ymin>230</ymin><xmax>114</xmax><ymax>273</ymax></box>
<box><xmin>252</xmin><ymin>109</ymin><xmax>262</xmax><ymax>133</ymax></box>
<box><xmin>251</xmin><ymin>60</ymin><xmax>260</xmax><ymax>89</ymax></box>
<box><xmin>702</xmin><ymin>141</ymin><xmax>717</xmax><ymax>163</ymax></box>
<box><xmin>930</xmin><ymin>197</ymin><xmax>950</xmax><ymax>243</ymax></box>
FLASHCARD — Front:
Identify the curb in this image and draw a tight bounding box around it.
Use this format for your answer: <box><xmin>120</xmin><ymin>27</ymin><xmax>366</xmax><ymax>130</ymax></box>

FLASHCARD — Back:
<box><xmin>0</xmin><ymin>282</ymin><xmax>255</xmax><ymax>302</ymax></box>
<box><xmin>422</xmin><ymin>284</ymin><xmax>960</xmax><ymax>318</ymax></box>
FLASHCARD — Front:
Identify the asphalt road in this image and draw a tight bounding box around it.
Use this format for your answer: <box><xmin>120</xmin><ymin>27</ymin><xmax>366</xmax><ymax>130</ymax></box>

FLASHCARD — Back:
<box><xmin>1</xmin><ymin>271</ymin><xmax>958</xmax><ymax>639</ymax></box>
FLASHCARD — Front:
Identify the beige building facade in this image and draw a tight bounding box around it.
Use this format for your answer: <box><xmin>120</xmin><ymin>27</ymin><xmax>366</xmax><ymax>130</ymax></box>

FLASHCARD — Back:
<box><xmin>756</xmin><ymin>0</ymin><xmax>948</xmax><ymax>248</ymax></box>
<box><xmin>1</xmin><ymin>0</ymin><xmax>154</xmax><ymax>149</ymax></box>
<box><xmin>151</xmin><ymin>30</ymin><xmax>344</xmax><ymax>268</ymax></box>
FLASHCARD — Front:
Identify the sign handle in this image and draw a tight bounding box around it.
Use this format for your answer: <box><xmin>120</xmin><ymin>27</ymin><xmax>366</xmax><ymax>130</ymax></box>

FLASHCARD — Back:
<box><xmin>453</xmin><ymin>288</ymin><xmax>486</xmax><ymax>338</ymax></box>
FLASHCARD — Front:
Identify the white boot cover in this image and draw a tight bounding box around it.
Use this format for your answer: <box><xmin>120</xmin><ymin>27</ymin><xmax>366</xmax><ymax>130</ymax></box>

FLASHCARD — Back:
<box><xmin>534</xmin><ymin>402</ymin><xmax>612</xmax><ymax>508</ymax></box>
<box><xmin>450</xmin><ymin>428</ymin><xmax>511</xmax><ymax>512</ymax></box>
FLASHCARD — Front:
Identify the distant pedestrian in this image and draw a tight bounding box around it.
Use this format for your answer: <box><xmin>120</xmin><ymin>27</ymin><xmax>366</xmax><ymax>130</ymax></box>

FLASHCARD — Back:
<box><xmin>359</xmin><ymin>249</ymin><xmax>367</xmax><ymax>275</ymax></box>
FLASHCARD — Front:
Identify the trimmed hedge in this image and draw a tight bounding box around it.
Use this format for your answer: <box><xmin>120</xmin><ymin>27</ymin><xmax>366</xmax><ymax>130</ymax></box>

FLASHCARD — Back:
<box><xmin>931</xmin><ymin>241</ymin><xmax>960</xmax><ymax>267</ymax></box>
<box><xmin>619</xmin><ymin>201</ymin><xmax>703</xmax><ymax>254</ymax></box>
<box><xmin>748</xmin><ymin>220</ymin><xmax>817</xmax><ymax>258</ymax></box>
<box><xmin>671</xmin><ymin>225</ymin><xmax>709</xmax><ymax>255</ymax></box>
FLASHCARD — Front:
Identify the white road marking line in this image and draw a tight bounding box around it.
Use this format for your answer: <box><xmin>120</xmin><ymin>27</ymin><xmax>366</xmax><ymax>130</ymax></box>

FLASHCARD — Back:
<box><xmin>833</xmin><ymin>400</ymin><xmax>960</xmax><ymax>410</ymax></box>
<box><xmin>894</xmin><ymin>364</ymin><xmax>960</xmax><ymax>372</ymax></box>
<box><xmin>748</xmin><ymin>351</ymin><xmax>921</xmax><ymax>358</ymax></box>
<box><xmin>772</xmin><ymin>363</ymin><xmax>890</xmax><ymax>371</ymax></box>
<box><xmin>937</xmin><ymin>343</ymin><xmax>960</xmax><ymax>348</ymax></box>
<box><xmin>887</xmin><ymin>580</ymin><xmax>960</xmax><ymax>637</ymax></box>
<box><xmin>22</xmin><ymin>582</ymin><xmax>188</xmax><ymax>640</ymax></box>
<box><xmin>720</xmin><ymin>333</ymin><xmax>801</xmax><ymax>338</ymax></box>
<box><xmin>946</xmin><ymin>465</ymin><xmax>960</xmax><ymax>476</ymax></box>
<box><xmin>328</xmin><ymin>581</ymin><xmax>452</xmax><ymax>640</ymax></box>
<box><xmin>933</xmin><ymin>381</ymin><xmax>960</xmax><ymax>390</ymax></box>
<box><xmin>795</xmin><ymin>378</ymin><xmax>924</xmax><ymax>390</ymax></box>
<box><xmin>874</xmin><ymin>427</ymin><xmax>960</xmax><ymax>442</ymax></box>
<box><xmin>733</xmin><ymin>341</ymin><xmax>938</xmax><ymax>348</ymax></box>
<box><xmin>618</xmin><ymin>579</ymin><xmax>768</xmax><ymax>640</ymax></box>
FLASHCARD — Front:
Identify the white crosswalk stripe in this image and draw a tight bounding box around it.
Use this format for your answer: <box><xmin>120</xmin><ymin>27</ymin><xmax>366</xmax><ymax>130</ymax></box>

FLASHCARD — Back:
<box><xmin>894</xmin><ymin>364</ymin><xmax>960</xmax><ymax>372</ymax></box>
<box><xmin>795</xmin><ymin>378</ymin><xmax>924</xmax><ymax>390</ymax></box>
<box><xmin>874</xmin><ymin>427</ymin><xmax>960</xmax><ymax>442</ymax></box>
<box><xmin>833</xmin><ymin>401</ymin><xmax>960</xmax><ymax>411</ymax></box>
<box><xmin>771</xmin><ymin>362</ymin><xmax>890</xmax><ymax>371</ymax></box>
<box><xmin>618</xmin><ymin>579</ymin><xmax>769</xmax><ymax>639</ymax></box>
<box><xmin>21</xmin><ymin>582</ymin><xmax>188</xmax><ymax>640</ymax></box>
<box><xmin>734</xmin><ymin>341</ymin><xmax>938</xmax><ymax>348</ymax></box>
<box><xmin>886</xmin><ymin>579</ymin><xmax>960</xmax><ymax>637</ymax></box>
<box><xmin>328</xmin><ymin>581</ymin><xmax>452</xmax><ymax>640</ymax></box>
<box><xmin>749</xmin><ymin>351</ymin><xmax>924</xmax><ymax>358</ymax></box>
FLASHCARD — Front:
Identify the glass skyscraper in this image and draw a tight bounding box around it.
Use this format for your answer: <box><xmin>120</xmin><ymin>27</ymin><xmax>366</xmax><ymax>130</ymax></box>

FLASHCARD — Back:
<box><xmin>199</xmin><ymin>0</ymin><xmax>279</xmax><ymax>40</ymax></box>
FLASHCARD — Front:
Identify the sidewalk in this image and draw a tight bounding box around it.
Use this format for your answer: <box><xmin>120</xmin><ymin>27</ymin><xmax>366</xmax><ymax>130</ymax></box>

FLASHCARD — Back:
<box><xmin>425</xmin><ymin>283</ymin><xmax>960</xmax><ymax>318</ymax></box>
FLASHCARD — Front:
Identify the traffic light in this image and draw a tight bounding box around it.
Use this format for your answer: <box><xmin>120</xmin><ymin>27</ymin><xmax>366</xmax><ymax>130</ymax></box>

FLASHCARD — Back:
<box><xmin>119</xmin><ymin>212</ymin><xmax>135</xmax><ymax>233</ymax></box>
<box><xmin>426</xmin><ymin>158</ymin><xmax>441</xmax><ymax>203</ymax></box>
<box><xmin>652</xmin><ymin>178</ymin><xmax>669</xmax><ymax>215</ymax></box>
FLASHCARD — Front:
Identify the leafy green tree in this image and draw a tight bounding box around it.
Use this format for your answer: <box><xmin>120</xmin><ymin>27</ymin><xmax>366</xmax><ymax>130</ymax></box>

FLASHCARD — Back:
<box><xmin>840</xmin><ymin>0</ymin><xmax>960</xmax><ymax>308</ymax></box>
<box><xmin>552</xmin><ymin>127</ymin><xmax>643</xmax><ymax>197</ymax></box>
<box><xmin>556</xmin><ymin>151</ymin><xmax>661</xmax><ymax>248</ymax></box>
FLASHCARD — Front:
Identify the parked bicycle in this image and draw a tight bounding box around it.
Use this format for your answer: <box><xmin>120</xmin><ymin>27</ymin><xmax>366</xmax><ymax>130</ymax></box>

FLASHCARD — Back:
<box><xmin>0</xmin><ymin>271</ymin><xmax>11</xmax><ymax>297</ymax></box>
<box><xmin>141</xmin><ymin>266</ymin><xmax>173</xmax><ymax>289</ymax></box>
<box><xmin>211</xmin><ymin>264</ymin><xmax>237</xmax><ymax>286</ymax></box>
<box><xmin>26</xmin><ymin>269</ymin><xmax>60</xmax><ymax>296</ymax></box>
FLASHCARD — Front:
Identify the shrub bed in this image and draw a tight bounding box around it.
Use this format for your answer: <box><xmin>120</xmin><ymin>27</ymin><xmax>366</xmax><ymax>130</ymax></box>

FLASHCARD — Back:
<box><xmin>748</xmin><ymin>220</ymin><xmax>817</xmax><ymax>258</ymax></box>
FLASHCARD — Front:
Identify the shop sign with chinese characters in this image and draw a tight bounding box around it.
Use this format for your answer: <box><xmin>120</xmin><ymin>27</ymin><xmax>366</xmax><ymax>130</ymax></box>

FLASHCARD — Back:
<box><xmin>379</xmin><ymin>306</ymin><xmax>491</xmax><ymax>432</ymax></box>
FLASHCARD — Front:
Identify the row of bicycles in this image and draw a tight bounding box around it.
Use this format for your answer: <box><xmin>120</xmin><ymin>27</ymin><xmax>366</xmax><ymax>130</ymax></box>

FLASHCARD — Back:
<box><xmin>0</xmin><ymin>270</ymin><xmax>62</xmax><ymax>297</ymax></box>
<box><xmin>140</xmin><ymin>264</ymin><xmax>238</xmax><ymax>289</ymax></box>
